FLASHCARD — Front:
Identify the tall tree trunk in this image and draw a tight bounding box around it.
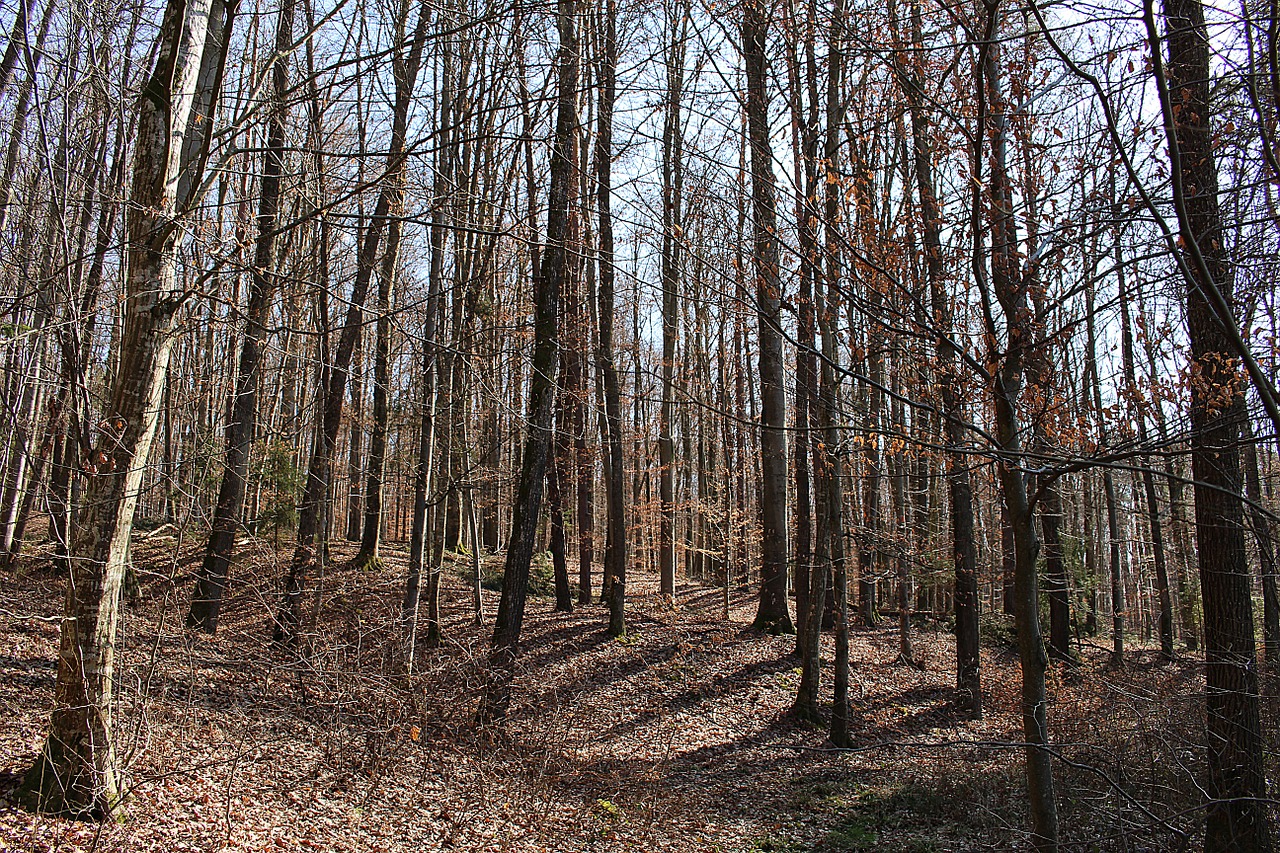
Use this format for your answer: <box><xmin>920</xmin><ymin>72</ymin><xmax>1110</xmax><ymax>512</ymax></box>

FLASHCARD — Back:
<box><xmin>19</xmin><ymin>0</ymin><xmax>236</xmax><ymax>814</ymax></box>
<box><xmin>976</xmin><ymin>7</ymin><xmax>1058</xmax><ymax>846</ymax></box>
<box><xmin>356</xmin><ymin>13</ymin><xmax>420</xmax><ymax>570</ymax></box>
<box><xmin>1156</xmin><ymin>15</ymin><xmax>1270</xmax><ymax>842</ymax></box>
<box><xmin>658</xmin><ymin>3</ymin><xmax>684</xmax><ymax>599</ymax></box>
<box><xmin>783</xmin><ymin>0</ymin><xmax>819</xmax><ymax>661</ymax></box>
<box><xmin>790</xmin><ymin>0</ymin><xmax>826</xmax><ymax>717</ymax></box>
<box><xmin>188</xmin><ymin>0</ymin><xmax>294</xmax><ymax>633</ymax></box>
<box><xmin>1159</xmin><ymin>0</ymin><xmax>1273</xmax><ymax>810</ymax></box>
<box><xmin>743</xmin><ymin>0</ymin><xmax>793</xmax><ymax>635</ymax></box>
<box><xmin>403</xmin><ymin>32</ymin><xmax>452</xmax><ymax>660</ymax></box>
<box><xmin>478</xmin><ymin>0</ymin><xmax>574</xmax><ymax>722</ymax></box>
<box><xmin>595</xmin><ymin>0</ymin><xmax>626</xmax><ymax>636</ymax></box>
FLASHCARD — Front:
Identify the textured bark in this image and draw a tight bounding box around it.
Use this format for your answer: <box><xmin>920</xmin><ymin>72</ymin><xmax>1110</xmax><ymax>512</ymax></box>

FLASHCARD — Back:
<box><xmin>478</xmin><ymin>0</ymin><xmax>573</xmax><ymax>722</ymax></box>
<box><xmin>1159</xmin><ymin>0</ymin><xmax>1270</xmax><ymax>840</ymax></box>
<box><xmin>743</xmin><ymin>0</ymin><xmax>793</xmax><ymax>635</ymax></box>
<box><xmin>19</xmin><ymin>0</ymin><xmax>235</xmax><ymax>815</ymax></box>
<box><xmin>188</xmin><ymin>0</ymin><xmax>294</xmax><ymax>633</ymax></box>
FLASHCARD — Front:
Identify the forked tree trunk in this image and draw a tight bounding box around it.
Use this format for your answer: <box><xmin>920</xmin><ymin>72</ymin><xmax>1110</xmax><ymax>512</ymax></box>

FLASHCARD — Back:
<box><xmin>790</xmin><ymin>0</ymin><xmax>828</xmax><ymax>718</ymax></box>
<box><xmin>19</xmin><ymin>0</ymin><xmax>235</xmax><ymax>815</ymax></box>
<box><xmin>977</xmin><ymin>8</ymin><xmax>1057</xmax><ymax>847</ymax></box>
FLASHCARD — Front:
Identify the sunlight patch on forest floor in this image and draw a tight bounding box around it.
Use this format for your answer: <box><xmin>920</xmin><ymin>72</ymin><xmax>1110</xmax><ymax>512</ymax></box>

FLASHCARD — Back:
<box><xmin>0</xmin><ymin>532</ymin><xmax>1275</xmax><ymax>851</ymax></box>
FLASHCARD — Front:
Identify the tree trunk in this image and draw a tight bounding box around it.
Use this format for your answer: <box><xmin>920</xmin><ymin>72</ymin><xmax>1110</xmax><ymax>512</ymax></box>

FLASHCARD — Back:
<box><xmin>976</xmin><ymin>9</ymin><xmax>1058</xmax><ymax>846</ymax></box>
<box><xmin>403</xmin><ymin>34</ymin><xmax>452</xmax><ymax>661</ymax></box>
<box><xmin>188</xmin><ymin>0</ymin><xmax>294</xmax><ymax>633</ymax></box>
<box><xmin>658</xmin><ymin>7</ymin><xmax>684</xmax><ymax>600</ymax></box>
<box><xmin>549</xmin><ymin>400</ymin><xmax>573</xmax><ymax>612</ymax></box>
<box><xmin>595</xmin><ymin>0</ymin><xmax>626</xmax><ymax>636</ymax></box>
<box><xmin>478</xmin><ymin>0</ymin><xmax>574</xmax><ymax>722</ymax></box>
<box><xmin>344</xmin><ymin>327</ymin><xmax>364</xmax><ymax>541</ymax></box>
<box><xmin>743</xmin><ymin>0</ymin><xmax>793</xmax><ymax>635</ymax></box>
<box><xmin>1155</xmin><ymin>12</ymin><xmax>1272</xmax><ymax>842</ymax></box>
<box><xmin>19</xmin><ymin>0</ymin><xmax>235</xmax><ymax>814</ymax></box>
<box><xmin>1157</xmin><ymin>21</ymin><xmax>1271</xmax><ymax>842</ymax></box>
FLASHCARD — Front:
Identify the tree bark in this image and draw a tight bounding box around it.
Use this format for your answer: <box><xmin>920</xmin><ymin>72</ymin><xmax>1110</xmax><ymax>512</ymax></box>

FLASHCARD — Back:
<box><xmin>595</xmin><ymin>0</ymin><xmax>626</xmax><ymax>636</ymax></box>
<box><xmin>1153</xmin><ymin>0</ymin><xmax>1270</xmax><ymax>835</ymax></box>
<box><xmin>743</xmin><ymin>0</ymin><xmax>793</xmax><ymax>635</ymax></box>
<box><xmin>478</xmin><ymin>0</ymin><xmax>574</xmax><ymax>722</ymax></box>
<box><xmin>188</xmin><ymin>0</ymin><xmax>294</xmax><ymax>633</ymax></box>
<box><xmin>976</xmin><ymin>8</ymin><xmax>1058</xmax><ymax>846</ymax></box>
<box><xmin>19</xmin><ymin>0</ymin><xmax>236</xmax><ymax>814</ymax></box>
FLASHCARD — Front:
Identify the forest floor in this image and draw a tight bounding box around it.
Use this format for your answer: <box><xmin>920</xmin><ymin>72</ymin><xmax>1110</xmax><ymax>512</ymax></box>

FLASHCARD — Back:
<box><xmin>0</xmin><ymin>531</ymin><xmax>1276</xmax><ymax>852</ymax></box>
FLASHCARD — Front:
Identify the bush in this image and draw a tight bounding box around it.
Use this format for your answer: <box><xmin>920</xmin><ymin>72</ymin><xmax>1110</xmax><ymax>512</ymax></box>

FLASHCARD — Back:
<box><xmin>252</xmin><ymin>439</ymin><xmax>303</xmax><ymax>537</ymax></box>
<box><xmin>979</xmin><ymin>611</ymin><xmax>1018</xmax><ymax>649</ymax></box>
<box><xmin>470</xmin><ymin>550</ymin><xmax>557</xmax><ymax>597</ymax></box>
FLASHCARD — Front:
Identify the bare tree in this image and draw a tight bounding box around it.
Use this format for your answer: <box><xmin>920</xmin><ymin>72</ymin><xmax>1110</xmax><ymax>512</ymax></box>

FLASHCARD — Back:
<box><xmin>18</xmin><ymin>0</ymin><xmax>236</xmax><ymax>813</ymax></box>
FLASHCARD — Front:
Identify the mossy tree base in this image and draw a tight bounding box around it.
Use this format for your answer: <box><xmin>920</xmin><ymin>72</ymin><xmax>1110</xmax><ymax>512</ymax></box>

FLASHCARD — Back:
<box><xmin>751</xmin><ymin>614</ymin><xmax>797</xmax><ymax>636</ymax></box>
<box><xmin>791</xmin><ymin>700</ymin><xmax>824</xmax><ymax>726</ymax></box>
<box><xmin>349</xmin><ymin>553</ymin><xmax>382</xmax><ymax>573</ymax></box>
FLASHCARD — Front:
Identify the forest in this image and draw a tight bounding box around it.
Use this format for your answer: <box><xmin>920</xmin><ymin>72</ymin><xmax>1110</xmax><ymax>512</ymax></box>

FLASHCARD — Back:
<box><xmin>0</xmin><ymin>0</ymin><xmax>1277</xmax><ymax>846</ymax></box>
